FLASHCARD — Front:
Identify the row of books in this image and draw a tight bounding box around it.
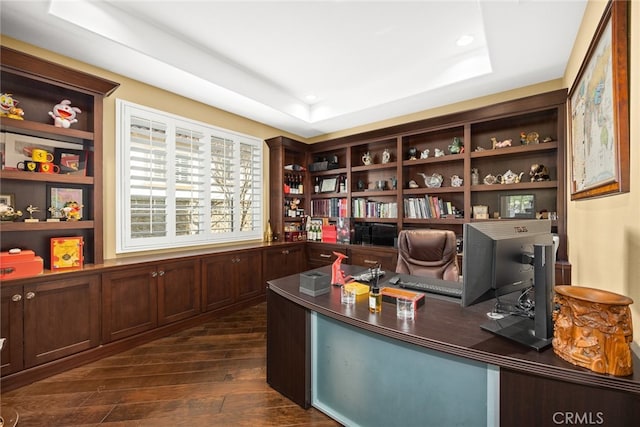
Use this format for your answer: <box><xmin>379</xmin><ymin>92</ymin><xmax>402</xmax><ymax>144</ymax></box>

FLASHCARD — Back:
<box><xmin>352</xmin><ymin>198</ymin><xmax>398</xmax><ymax>219</ymax></box>
<box><xmin>404</xmin><ymin>196</ymin><xmax>458</xmax><ymax>219</ymax></box>
<box><xmin>311</xmin><ymin>198</ymin><xmax>348</xmax><ymax>218</ymax></box>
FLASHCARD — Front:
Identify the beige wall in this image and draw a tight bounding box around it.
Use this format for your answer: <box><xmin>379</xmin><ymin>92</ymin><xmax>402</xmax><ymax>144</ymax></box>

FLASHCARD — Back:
<box><xmin>563</xmin><ymin>0</ymin><xmax>639</xmax><ymax>347</ymax></box>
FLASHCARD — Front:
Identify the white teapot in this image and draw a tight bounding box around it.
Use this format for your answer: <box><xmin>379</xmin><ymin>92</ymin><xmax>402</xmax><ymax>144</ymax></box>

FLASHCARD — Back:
<box><xmin>500</xmin><ymin>169</ymin><xmax>524</xmax><ymax>184</ymax></box>
<box><xmin>418</xmin><ymin>173</ymin><xmax>443</xmax><ymax>188</ymax></box>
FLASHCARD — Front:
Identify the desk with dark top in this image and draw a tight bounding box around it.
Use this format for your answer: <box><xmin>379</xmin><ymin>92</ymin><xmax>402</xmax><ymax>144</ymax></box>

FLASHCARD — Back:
<box><xmin>267</xmin><ymin>265</ymin><xmax>640</xmax><ymax>427</ymax></box>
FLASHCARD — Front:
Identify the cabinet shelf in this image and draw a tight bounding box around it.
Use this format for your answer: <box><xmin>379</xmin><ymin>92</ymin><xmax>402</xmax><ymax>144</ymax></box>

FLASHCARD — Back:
<box><xmin>352</xmin><ymin>190</ymin><xmax>396</xmax><ymax>197</ymax></box>
<box><xmin>403</xmin><ymin>187</ymin><xmax>464</xmax><ymax>195</ymax></box>
<box><xmin>311</xmin><ymin>192</ymin><xmax>347</xmax><ymax>199</ymax></box>
<box><xmin>310</xmin><ymin>167</ymin><xmax>348</xmax><ymax>176</ymax></box>
<box><xmin>0</xmin><ymin>220</ymin><xmax>95</xmax><ymax>231</ymax></box>
<box><xmin>0</xmin><ymin>170</ymin><xmax>94</xmax><ymax>185</ymax></box>
<box><xmin>1</xmin><ymin>117</ymin><xmax>94</xmax><ymax>143</ymax></box>
<box><xmin>471</xmin><ymin>180</ymin><xmax>558</xmax><ymax>192</ymax></box>
<box><xmin>352</xmin><ymin>162</ymin><xmax>398</xmax><ymax>172</ymax></box>
<box><xmin>401</xmin><ymin>153</ymin><xmax>464</xmax><ymax>166</ymax></box>
<box><xmin>470</xmin><ymin>141</ymin><xmax>557</xmax><ymax>159</ymax></box>
<box><xmin>352</xmin><ymin>217</ymin><xmax>398</xmax><ymax>223</ymax></box>
<box><xmin>403</xmin><ymin>218</ymin><xmax>465</xmax><ymax>225</ymax></box>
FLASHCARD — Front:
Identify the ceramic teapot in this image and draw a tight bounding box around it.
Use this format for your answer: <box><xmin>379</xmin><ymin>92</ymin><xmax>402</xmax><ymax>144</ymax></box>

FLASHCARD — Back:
<box><xmin>362</xmin><ymin>152</ymin><xmax>373</xmax><ymax>166</ymax></box>
<box><xmin>500</xmin><ymin>169</ymin><xmax>524</xmax><ymax>184</ymax></box>
<box><xmin>450</xmin><ymin>175</ymin><xmax>463</xmax><ymax>187</ymax></box>
<box><xmin>483</xmin><ymin>174</ymin><xmax>499</xmax><ymax>185</ymax></box>
<box><xmin>418</xmin><ymin>172</ymin><xmax>443</xmax><ymax>188</ymax></box>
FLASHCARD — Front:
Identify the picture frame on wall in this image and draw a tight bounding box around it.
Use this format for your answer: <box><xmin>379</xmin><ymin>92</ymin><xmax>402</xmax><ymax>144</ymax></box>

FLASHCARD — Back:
<box><xmin>569</xmin><ymin>0</ymin><xmax>629</xmax><ymax>200</ymax></box>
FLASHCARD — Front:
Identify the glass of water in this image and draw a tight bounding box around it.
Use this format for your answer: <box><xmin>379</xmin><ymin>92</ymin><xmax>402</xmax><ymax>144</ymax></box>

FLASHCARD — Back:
<box><xmin>341</xmin><ymin>285</ymin><xmax>356</xmax><ymax>305</ymax></box>
<box><xmin>396</xmin><ymin>297</ymin><xmax>415</xmax><ymax>320</ymax></box>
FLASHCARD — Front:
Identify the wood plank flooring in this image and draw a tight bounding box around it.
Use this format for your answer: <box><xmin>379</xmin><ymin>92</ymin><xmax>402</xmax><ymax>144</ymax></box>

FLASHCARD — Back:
<box><xmin>0</xmin><ymin>303</ymin><xmax>341</xmax><ymax>426</ymax></box>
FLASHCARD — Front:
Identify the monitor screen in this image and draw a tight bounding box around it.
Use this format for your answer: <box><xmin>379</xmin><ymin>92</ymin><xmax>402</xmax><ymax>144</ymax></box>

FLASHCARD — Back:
<box><xmin>461</xmin><ymin>219</ymin><xmax>552</xmax><ymax>307</ymax></box>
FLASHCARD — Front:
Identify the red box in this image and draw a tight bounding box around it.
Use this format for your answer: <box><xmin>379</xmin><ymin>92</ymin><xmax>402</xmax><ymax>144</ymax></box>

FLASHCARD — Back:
<box><xmin>321</xmin><ymin>225</ymin><xmax>337</xmax><ymax>243</ymax></box>
<box><xmin>0</xmin><ymin>250</ymin><xmax>44</xmax><ymax>280</ymax></box>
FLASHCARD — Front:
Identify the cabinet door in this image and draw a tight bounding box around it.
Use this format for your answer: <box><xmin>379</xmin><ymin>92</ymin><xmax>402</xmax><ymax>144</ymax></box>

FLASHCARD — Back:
<box><xmin>349</xmin><ymin>247</ymin><xmax>398</xmax><ymax>272</ymax></box>
<box><xmin>102</xmin><ymin>266</ymin><xmax>158</xmax><ymax>343</ymax></box>
<box><xmin>157</xmin><ymin>259</ymin><xmax>201</xmax><ymax>325</ymax></box>
<box><xmin>201</xmin><ymin>254</ymin><xmax>235</xmax><ymax>312</ymax></box>
<box><xmin>263</xmin><ymin>245</ymin><xmax>306</xmax><ymax>282</ymax></box>
<box><xmin>23</xmin><ymin>274</ymin><xmax>100</xmax><ymax>368</ymax></box>
<box><xmin>235</xmin><ymin>250</ymin><xmax>264</xmax><ymax>301</ymax></box>
<box><xmin>1</xmin><ymin>284</ymin><xmax>24</xmax><ymax>376</ymax></box>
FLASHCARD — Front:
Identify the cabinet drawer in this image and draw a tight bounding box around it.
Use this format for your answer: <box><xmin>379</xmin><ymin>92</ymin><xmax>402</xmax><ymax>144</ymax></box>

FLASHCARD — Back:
<box><xmin>348</xmin><ymin>247</ymin><xmax>397</xmax><ymax>272</ymax></box>
<box><xmin>306</xmin><ymin>244</ymin><xmax>347</xmax><ymax>267</ymax></box>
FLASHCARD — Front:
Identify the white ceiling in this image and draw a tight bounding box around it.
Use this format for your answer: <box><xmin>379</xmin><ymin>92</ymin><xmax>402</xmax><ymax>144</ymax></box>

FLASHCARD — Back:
<box><xmin>0</xmin><ymin>0</ymin><xmax>587</xmax><ymax>138</ymax></box>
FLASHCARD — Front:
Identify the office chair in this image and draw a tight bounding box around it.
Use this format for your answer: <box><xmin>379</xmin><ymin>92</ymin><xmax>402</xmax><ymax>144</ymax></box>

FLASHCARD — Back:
<box><xmin>395</xmin><ymin>229</ymin><xmax>460</xmax><ymax>281</ymax></box>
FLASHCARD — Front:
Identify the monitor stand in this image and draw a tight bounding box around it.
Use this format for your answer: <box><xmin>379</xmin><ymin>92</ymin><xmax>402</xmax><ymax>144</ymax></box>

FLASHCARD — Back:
<box><xmin>481</xmin><ymin>243</ymin><xmax>555</xmax><ymax>352</ymax></box>
<box><xmin>481</xmin><ymin>316</ymin><xmax>552</xmax><ymax>351</ymax></box>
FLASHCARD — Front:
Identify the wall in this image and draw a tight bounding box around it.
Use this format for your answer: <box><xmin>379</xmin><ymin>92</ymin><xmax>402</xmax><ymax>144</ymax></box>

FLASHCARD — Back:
<box><xmin>563</xmin><ymin>0</ymin><xmax>639</xmax><ymax>348</ymax></box>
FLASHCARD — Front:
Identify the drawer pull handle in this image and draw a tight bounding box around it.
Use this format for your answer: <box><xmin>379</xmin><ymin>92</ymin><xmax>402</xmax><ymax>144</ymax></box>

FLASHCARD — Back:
<box><xmin>320</xmin><ymin>254</ymin><xmax>331</xmax><ymax>258</ymax></box>
<box><xmin>25</xmin><ymin>292</ymin><xmax>36</xmax><ymax>300</ymax></box>
<box><xmin>12</xmin><ymin>294</ymin><xmax>22</xmax><ymax>302</ymax></box>
<box><xmin>364</xmin><ymin>259</ymin><xmax>379</xmax><ymax>265</ymax></box>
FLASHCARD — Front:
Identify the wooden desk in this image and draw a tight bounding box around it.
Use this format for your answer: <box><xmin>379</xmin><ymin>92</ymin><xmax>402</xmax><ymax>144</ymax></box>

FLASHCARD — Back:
<box><xmin>267</xmin><ymin>265</ymin><xmax>640</xmax><ymax>427</ymax></box>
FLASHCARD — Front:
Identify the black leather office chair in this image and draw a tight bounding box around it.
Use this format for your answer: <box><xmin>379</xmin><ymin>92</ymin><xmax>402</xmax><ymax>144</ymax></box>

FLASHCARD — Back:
<box><xmin>395</xmin><ymin>229</ymin><xmax>459</xmax><ymax>281</ymax></box>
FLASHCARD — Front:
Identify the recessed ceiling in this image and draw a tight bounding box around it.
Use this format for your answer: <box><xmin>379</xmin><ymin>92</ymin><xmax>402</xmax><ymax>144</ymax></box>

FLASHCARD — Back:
<box><xmin>0</xmin><ymin>0</ymin><xmax>587</xmax><ymax>138</ymax></box>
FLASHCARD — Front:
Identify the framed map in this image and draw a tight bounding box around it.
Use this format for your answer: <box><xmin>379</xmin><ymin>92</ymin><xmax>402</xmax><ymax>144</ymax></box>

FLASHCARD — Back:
<box><xmin>569</xmin><ymin>0</ymin><xmax>629</xmax><ymax>200</ymax></box>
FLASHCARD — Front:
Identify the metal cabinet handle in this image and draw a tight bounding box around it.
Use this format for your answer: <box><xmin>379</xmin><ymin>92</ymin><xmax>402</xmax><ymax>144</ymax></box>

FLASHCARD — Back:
<box><xmin>320</xmin><ymin>253</ymin><xmax>331</xmax><ymax>258</ymax></box>
<box><xmin>25</xmin><ymin>292</ymin><xmax>35</xmax><ymax>300</ymax></box>
<box><xmin>151</xmin><ymin>271</ymin><xmax>158</xmax><ymax>278</ymax></box>
<box><xmin>282</xmin><ymin>250</ymin><xmax>290</xmax><ymax>255</ymax></box>
<box><xmin>364</xmin><ymin>259</ymin><xmax>379</xmax><ymax>265</ymax></box>
<box><xmin>11</xmin><ymin>294</ymin><xmax>22</xmax><ymax>302</ymax></box>
<box><xmin>158</xmin><ymin>270</ymin><xmax>165</xmax><ymax>276</ymax></box>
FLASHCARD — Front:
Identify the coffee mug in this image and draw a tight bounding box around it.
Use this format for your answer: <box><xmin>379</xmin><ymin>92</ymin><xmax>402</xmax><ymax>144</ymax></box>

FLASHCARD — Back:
<box><xmin>38</xmin><ymin>162</ymin><xmax>60</xmax><ymax>174</ymax></box>
<box><xmin>31</xmin><ymin>148</ymin><xmax>54</xmax><ymax>163</ymax></box>
<box><xmin>17</xmin><ymin>160</ymin><xmax>38</xmax><ymax>172</ymax></box>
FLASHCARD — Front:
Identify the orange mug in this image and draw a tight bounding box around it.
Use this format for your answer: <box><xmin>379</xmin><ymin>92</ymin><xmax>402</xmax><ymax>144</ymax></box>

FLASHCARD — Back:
<box><xmin>31</xmin><ymin>148</ymin><xmax>54</xmax><ymax>163</ymax></box>
<box><xmin>17</xmin><ymin>160</ymin><xmax>38</xmax><ymax>172</ymax></box>
<box><xmin>39</xmin><ymin>162</ymin><xmax>60</xmax><ymax>174</ymax></box>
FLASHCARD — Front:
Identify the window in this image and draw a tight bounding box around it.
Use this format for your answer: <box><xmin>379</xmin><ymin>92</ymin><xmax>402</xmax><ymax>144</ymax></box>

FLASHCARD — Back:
<box><xmin>116</xmin><ymin>100</ymin><xmax>262</xmax><ymax>253</ymax></box>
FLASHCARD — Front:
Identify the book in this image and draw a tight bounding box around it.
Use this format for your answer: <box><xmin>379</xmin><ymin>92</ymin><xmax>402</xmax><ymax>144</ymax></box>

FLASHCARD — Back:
<box><xmin>51</xmin><ymin>236</ymin><xmax>84</xmax><ymax>269</ymax></box>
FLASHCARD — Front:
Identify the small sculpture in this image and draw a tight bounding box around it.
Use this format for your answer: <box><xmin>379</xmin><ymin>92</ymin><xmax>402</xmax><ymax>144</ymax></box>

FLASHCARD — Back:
<box><xmin>361</xmin><ymin>151</ymin><xmax>373</xmax><ymax>166</ymax></box>
<box><xmin>420</xmin><ymin>148</ymin><xmax>430</xmax><ymax>159</ymax></box>
<box><xmin>434</xmin><ymin>148</ymin><xmax>445</xmax><ymax>157</ymax></box>
<box><xmin>450</xmin><ymin>175</ymin><xmax>463</xmax><ymax>187</ymax></box>
<box><xmin>530</xmin><ymin>164</ymin><xmax>550</xmax><ymax>182</ymax></box>
<box><xmin>25</xmin><ymin>204</ymin><xmax>40</xmax><ymax>222</ymax></box>
<box><xmin>520</xmin><ymin>132</ymin><xmax>528</xmax><ymax>145</ymax></box>
<box><xmin>491</xmin><ymin>137</ymin><xmax>512</xmax><ymax>149</ymax></box>
<box><xmin>390</xmin><ymin>177</ymin><xmax>397</xmax><ymax>190</ymax></box>
<box><xmin>408</xmin><ymin>179</ymin><xmax>419</xmax><ymax>189</ymax></box>
<box><xmin>418</xmin><ymin>172</ymin><xmax>443</xmax><ymax>188</ymax></box>
<box><xmin>543</xmin><ymin>136</ymin><xmax>553</xmax><ymax>143</ymax></box>
<box><xmin>471</xmin><ymin>168</ymin><xmax>480</xmax><ymax>185</ymax></box>
<box><xmin>63</xmin><ymin>201</ymin><xmax>83</xmax><ymax>221</ymax></box>
<box><xmin>331</xmin><ymin>251</ymin><xmax>350</xmax><ymax>286</ymax></box>
<box><xmin>448</xmin><ymin>137</ymin><xmax>464</xmax><ymax>154</ymax></box>
<box><xmin>357</xmin><ymin>179</ymin><xmax>366</xmax><ymax>190</ymax></box>
<box><xmin>49</xmin><ymin>99</ymin><xmax>82</xmax><ymax>128</ymax></box>
<box><xmin>0</xmin><ymin>204</ymin><xmax>23</xmax><ymax>221</ymax></box>
<box><xmin>0</xmin><ymin>93</ymin><xmax>24</xmax><ymax>120</ymax></box>
<box><xmin>408</xmin><ymin>147</ymin><xmax>418</xmax><ymax>160</ymax></box>
<box><xmin>381</xmin><ymin>149</ymin><xmax>391</xmax><ymax>164</ymax></box>
<box><xmin>483</xmin><ymin>174</ymin><xmax>499</xmax><ymax>185</ymax></box>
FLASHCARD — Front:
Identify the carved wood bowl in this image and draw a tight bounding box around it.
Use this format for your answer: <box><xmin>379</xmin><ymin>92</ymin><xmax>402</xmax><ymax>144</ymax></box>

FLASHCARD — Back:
<box><xmin>553</xmin><ymin>286</ymin><xmax>634</xmax><ymax>376</ymax></box>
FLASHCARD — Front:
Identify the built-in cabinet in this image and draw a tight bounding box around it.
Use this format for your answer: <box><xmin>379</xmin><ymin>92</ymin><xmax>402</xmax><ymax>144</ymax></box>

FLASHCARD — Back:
<box><xmin>1</xmin><ymin>273</ymin><xmax>100</xmax><ymax>376</ymax></box>
<box><xmin>263</xmin><ymin>244</ymin><xmax>306</xmax><ymax>282</ymax></box>
<box><xmin>0</xmin><ymin>46</ymin><xmax>119</xmax><ymax>268</ymax></box>
<box><xmin>201</xmin><ymin>249</ymin><xmax>263</xmax><ymax>312</ymax></box>
<box><xmin>269</xmin><ymin>90</ymin><xmax>568</xmax><ymax>262</ymax></box>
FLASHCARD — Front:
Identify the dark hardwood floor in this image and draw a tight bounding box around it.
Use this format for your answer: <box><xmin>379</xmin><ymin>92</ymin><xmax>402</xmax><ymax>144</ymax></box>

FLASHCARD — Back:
<box><xmin>0</xmin><ymin>303</ymin><xmax>340</xmax><ymax>426</ymax></box>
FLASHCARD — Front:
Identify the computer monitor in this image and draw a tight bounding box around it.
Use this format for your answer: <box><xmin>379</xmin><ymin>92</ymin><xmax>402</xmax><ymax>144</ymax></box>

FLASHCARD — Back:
<box><xmin>461</xmin><ymin>219</ymin><xmax>555</xmax><ymax>350</ymax></box>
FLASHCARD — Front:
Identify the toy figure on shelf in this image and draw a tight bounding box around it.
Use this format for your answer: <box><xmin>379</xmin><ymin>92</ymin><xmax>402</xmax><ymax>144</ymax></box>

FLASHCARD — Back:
<box><xmin>49</xmin><ymin>99</ymin><xmax>82</xmax><ymax>128</ymax></box>
<box><xmin>491</xmin><ymin>137</ymin><xmax>512</xmax><ymax>149</ymax></box>
<box><xmin>25</xmin><ymin>204</ymin><xmax>40</xmax><ymax>222</ymax></box>
<box><xmin>0</xmin><ymin>93</ymin><xmax>25</xmax><ymax>120</ymax></box>
<box><xmin>448</xmin><ymin>137</ymin><xmax>464</xmax><ymax>154</ymax></box>
<box><xmin>331</xmin><ymin>251</ymin><xmax>350</xmax><ymax>286</ymax></box>
<box><xmin>63</xmin><ymin>201</ymin><xmax>83</xmax><ymax>221</ymax></box>
<box><xmin>0</xmin><ymin>203</ymin><xmax>22</xmax><ymax>221</ymax></box>
<box><xmin>530</xmin><ymin>164</ymin><xmax>551</xmax><ymax>182</ymax></box>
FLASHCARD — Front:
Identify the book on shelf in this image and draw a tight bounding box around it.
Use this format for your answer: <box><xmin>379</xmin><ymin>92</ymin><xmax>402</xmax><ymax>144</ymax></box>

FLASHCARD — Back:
<box><xmin>50</xmin><ymin>236</ymin><xmax>84</xmax><ymax>269</ymax></box>
<box><xmin>404</xmin><ymin>195</ymin><xmax>457</xmax><ymax>219</ymax></box>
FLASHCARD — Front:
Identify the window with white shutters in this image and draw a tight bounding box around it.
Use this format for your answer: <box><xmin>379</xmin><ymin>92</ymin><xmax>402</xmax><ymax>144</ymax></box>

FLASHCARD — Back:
<box><xmin>116</xmin><ymin>100</ymin><xmax>263</xmax><ymax>253</ymax></box>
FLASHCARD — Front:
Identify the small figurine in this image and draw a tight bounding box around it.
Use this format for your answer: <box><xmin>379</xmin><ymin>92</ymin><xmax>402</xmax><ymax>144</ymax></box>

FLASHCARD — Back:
<box><xmin>434</xmin><ymin>148</ymin><xmax>445</xmax><ymax>157</ymax></box>
<box><xmin>420</xmin><ymin>148</ymin><xmax>430</xmax><ymax>159</ymax></box>
<box><xmin>408</xmin><ymin>179</ymin><xmax>419</xmax><ymax>189</ymax></box>
<box><xmin>543</xmin><ymin>136</ymin><xmax>553</xmax><ymax>143</ymax></box>
<box><xmin>530</xmin><ymin>164</ymin><xmax>551</xmax><ymax>182</ymax></box>
<box><xmin>63</xmin><ymin>201</ymin><xmax>83</xmax><ymax>221</ymax></box>
<box><xmin>0</xmin><ymin>204</ymin><xmax>23</xmax><ymax>221</ymax></box>
<box><xmin>331</xmin><ymin>251</ymin><xmax>350</xmax><ymax>286</ymax></box>
<box><xmin>381</xmin><ymin>149</ymin><xmax>391</xmax><ymax>164</ymax></box>
<box><xmin>49</xmin><ymin>99</ymin><xmax>82</xmax><ymax>128</ymax></box>
<box><xmin>491</xmin><ymin>137</ymin><xmax>512</xmax><ymax>149</ymax></box>
<box><xmin>0</xmin><ymin>93</ymin><xmax>25</xmax><ymax>120</ymax></box>
<box><xmin>25</xmin><ymin>204</ymin><xmax>40</xmax><ymax>222</ymax></box>
<box><xmin>448</xmin><ymin>137</ymin><xmax>464</xmax><ymax>154</ymax></box>
<box><xmin>408</xmin><ymin>147</ymin><xmax>418</xmax><ymax>160</ymax></box>
<box><xmin>361</xmin><ymin>152</ymin><xmax>373</xmax><ymax>166</ymax></box>
<box><xmin>390</xmin><ymin>177</ymin><xmax>397</xmax><ymax>190</ymax></box>
<box><xmin>451</xmin><ymin>175</ymin><xmax>463</xmax><ymax>187</ymax></box>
